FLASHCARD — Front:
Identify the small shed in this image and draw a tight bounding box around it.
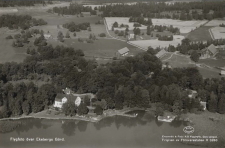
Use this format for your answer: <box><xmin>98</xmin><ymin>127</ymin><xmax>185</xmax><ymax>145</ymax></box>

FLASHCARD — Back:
<box><xmin>220</xmin><ymin>70</ymin><xmax>225</xmax><ymax>75</ymax></box>
<box><xmin>118</xmin><ymin>47</ymin><xmax>130</xmax><ymax>56</ymax></box>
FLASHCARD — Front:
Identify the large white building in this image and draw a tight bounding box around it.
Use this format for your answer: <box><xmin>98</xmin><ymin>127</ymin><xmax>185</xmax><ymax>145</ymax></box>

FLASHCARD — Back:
<box><xmin>53</xmin><ymin>93</ymin><xmax>81</xmax><ymax>109</ymax></box>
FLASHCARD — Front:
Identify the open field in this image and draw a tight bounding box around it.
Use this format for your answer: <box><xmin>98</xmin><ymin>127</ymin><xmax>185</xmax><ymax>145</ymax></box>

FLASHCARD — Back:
<box><xmin>210</xmin><ymin>27</ymin><xmax>225</xmax><ymax>40</ymax></box>
<box><xmin>199</xmin><ymin>59</ymin><xmax>225</xmax><ymax>68</ymax></box>
<box><xmin>205</xmin><ymin>19</ymin><xmax>225</xmax><ymax>27</ymax></box>
<box><xmin>162</xmin><ymin>52</ymin><xmax>222</xmax><ymax>78</ymax></box>
<box><xmin>0</xmin><ymin>8</ymin><xmax>18</xmax><ymax>15</ymax></box>
<box><xmin>151</xmin><ymin>19</ymin><xmax>208</xmax><ymax>33</ymax></box>
<box><xmin>0</xmin><ymin>28</ymin><xmax>28</xmax><ymax>63</ymax></box>
<box><xmin>186</xmin><ymin>26</ymin><xmax>212</xmax><ymax>41</ymax></box>
<box><xmin>129</xmin><ymin>35</ymin><xmax>185</xmax><ymax>49</ymax></box>
<box><xmin>105</xmin><ymin>17</ymin><xmax>147</xmax><ymax>31</ymax></box>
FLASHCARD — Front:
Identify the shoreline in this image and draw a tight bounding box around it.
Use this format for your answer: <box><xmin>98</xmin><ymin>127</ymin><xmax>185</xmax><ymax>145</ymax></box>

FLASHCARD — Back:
<box><xmin>0</xmin><ymin>108</ymin><xmax>146</xmax><ymax>123</ymax></box>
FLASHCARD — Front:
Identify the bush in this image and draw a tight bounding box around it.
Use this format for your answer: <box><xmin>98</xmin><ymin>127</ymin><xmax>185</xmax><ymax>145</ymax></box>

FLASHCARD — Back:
<box><xmin>78</xmin><ymin>38</ymin><xmax>83</xmax><ymax>42</ymax></box>
<box><xmin>5</xmin><ymin>35</ymin><xmax>13</xmax><ymax>39</ymax></box>
<box><xmin>86</xmin><ymin>39</ymin><xmax>94</xmax><ymax>43</ymax></box>
<box><xmin>94</xmin><ymin>105</ymin><xmax>103</xmax><ymax>115</ymax></box>
<box><xmin>99</xmin><ymin>33</ymin><xmax>106</xmax><ymax>37</ymax></box>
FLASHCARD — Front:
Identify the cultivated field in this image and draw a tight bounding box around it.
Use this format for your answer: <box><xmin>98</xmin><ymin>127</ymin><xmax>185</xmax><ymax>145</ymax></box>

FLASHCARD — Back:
<box><xmin>151</xmin><ymin>19</ymin><xmax>208</xmax><ymax>34</ymax></box>
<box><xmin>105</xmin><ymin>17</ymin><xmax>147</xmax><ymax>31</ymax></box>
<box><xmin>161</xmin><ymin>52</ymin><xmax>222</xmax><ymax>78</ymax></box>
<box><xmin>187</xmin><ymin>26</ymin><xmax>212</xmax><ymax>41</ymax></box>
<box><xmin>205</xmin><ymin>20</ymin><xmax>225</xmax><ymax>27</ymax></box>
<box><xmin>129</xmin><ymin>35</ymin><xmax>185</xmax><ymax>49</ymax></box>
<box><xmin>209</xmin><ymin>27</ymin><xmax>225</xmax><ymax>40</ymax></box>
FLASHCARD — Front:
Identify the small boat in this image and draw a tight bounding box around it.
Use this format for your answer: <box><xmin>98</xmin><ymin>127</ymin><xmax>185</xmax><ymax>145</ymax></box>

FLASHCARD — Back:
<box><xmin>157</xmin><ymin>115</ymin><xmax>176</xmax><ymax>122</ymax></box>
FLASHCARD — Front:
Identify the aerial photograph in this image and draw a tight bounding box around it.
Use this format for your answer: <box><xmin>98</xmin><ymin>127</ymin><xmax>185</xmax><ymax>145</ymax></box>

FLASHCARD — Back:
<box><xmin>0</xmin><ymin>0</ymin><xmax>224</xmax><ymax>147</ymax></box>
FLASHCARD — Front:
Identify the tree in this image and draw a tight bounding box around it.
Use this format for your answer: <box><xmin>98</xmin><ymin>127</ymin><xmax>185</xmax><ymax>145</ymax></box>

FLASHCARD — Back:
<box><xmin>57</xmin><ymin>31</ymin><xmax>64</xmax><ymax>42</ymax></box>
<box><xmin>65</xmin><ymin>32</ymin><xmax>70</xmax><ymax>38</ymax></box>
<box><xmin>22</xmin><ymin>101</ymin><xmax>31</xmax><ymax>115</ymax></box>
<box><xmin>62</xmin><ymin>100</ymin><xmax>76</xmax><ymax>116</ymax></box>
<box><xmin>208</xmin><ymin>92</ymin><xmax>218</xmax><ymax>112</ymax></box>
<box><xmin>77</xmin><ymin>103</ymin><xmax>89</xmax><ymax>115</ymax></box>
<box><xmin>147</xmin><ymin>25</ymin><xmax>151</xmax><ymax>35</ymax></box>
<box><xmin>190</xmin><ymin>51</ymin><xmax>200</xmax><ymax>62</ymax></box>
<box><xmin>113</xmin><ymin>22</ymin><xmax>118</xmax><ymax>27</ymax></box>
<box><xmin>26</xmin><ymin>48</ymin><xmax>30</xmax><ymax>54</ymax></box>
<box><xmin>155</xmin><ymin>106</ymin><xmax>164</xmax><ymax>116</ymax></box>
<box><xmin>218</xmin><ymin>93</ymin><xmax>225</xmax><ymax>114</ymax></box>
<box><xmin>94</xmin><ymin>105</ymin><xmax>103</xmax><ymax>115</ymax></box>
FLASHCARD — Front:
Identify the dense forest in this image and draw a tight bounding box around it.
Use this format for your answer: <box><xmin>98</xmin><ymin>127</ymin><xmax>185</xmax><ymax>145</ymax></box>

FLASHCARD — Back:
<box><xmin>99</xmin><ymin>1</ymin><xmax>225</xmax><ymax>20</ymax></box>
<box><xmin>0</xmin><ymin>15</ymin><xmax>47</xmax><ymax>30</ymax></box>
<box><xmin>0</xmin><ymin>42</ymin><xmax>225</xmax><ymax>118</ymax></box>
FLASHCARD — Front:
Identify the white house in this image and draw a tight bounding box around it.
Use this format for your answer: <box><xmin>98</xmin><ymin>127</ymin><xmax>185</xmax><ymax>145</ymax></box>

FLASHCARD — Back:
<box><xmin>75</xmin><ymin>96</ymin><xmax>81</xmax><ymax>106</ymax></box>
<box><xmin>53</xmin><ymin>94</ymin><xmax>81</xmax><ymax>109</ymax></box>
<box><xmin>118</xmin><ymin>47</ymin><xmax>130</xmax><ymax>56</ymax></box>
<box><xmin>128</xmin><ymin>33</ymin><xmax>135</xmax><ymax>40</ymax></box>
<box><xmin>44</xmin><ymin>34</ymin><xmax>52</xmax><ymax>40</ymax></box>
<box><xmin>200</xmin><ymin>101</ymin><xmax>207</xmax><ymax>110</ymax></box>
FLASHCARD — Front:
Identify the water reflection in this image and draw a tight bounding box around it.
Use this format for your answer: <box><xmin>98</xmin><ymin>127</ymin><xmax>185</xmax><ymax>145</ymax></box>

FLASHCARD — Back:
<box><xmin>61</xmin><ymin>121</ymin><xmax>76</xmax><ymax>136</ymax></box>
<box><xmin>5</xmin><ymin>110</ymin><xmax>188</xmax><ymax>135</ymax></box>
<box><xmin>14</xmin><ymin>119</ymin><xmax>52</xmax><ymax>135</ymax></box>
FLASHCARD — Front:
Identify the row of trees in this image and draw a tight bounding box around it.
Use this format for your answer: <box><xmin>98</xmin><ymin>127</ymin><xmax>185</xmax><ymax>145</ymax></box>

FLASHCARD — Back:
<box><xmin>62</xmin><ymin>21</ymin><xmax>90</xmax><ymax>32</ymax></box>
<box><xmin>158</xmin><ymin>35</ymin><xmax>173</xmax><ymax>41</ymax></box>
<box><xmin>52</xmin><ymin>3</ymin><xmax>97</xmax><ymax>16</ymax></box>
<box><xmin>99</xmin><ymin>1</ymin><xmax>225</xmax><ymax>20</ymax></box>
<box><xmin>0</xmin><ymin>14</ymin><xmax>47</xmax><ymax>30</ymax></box>
<box><xmin>0</xmin><ymin>0</ymin><xmax>46</xmax><ymax>7</ymax></box>
<box><xmin>0</xmin><ymin>82</ymin><xmax>56</xmax><ymax>118</ymax></box>
<box><xmin>129</xmin><ymin>17</ymin><xmax>152</xmax><ymax>26</ymax></box>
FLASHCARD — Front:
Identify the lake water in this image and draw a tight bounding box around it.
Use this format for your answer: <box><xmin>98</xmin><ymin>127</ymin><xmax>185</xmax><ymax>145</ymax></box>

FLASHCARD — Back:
<box><xmin>0</xmin><ymin>111</ymin><xmax>203</xmax><ymax>148</ymax></box>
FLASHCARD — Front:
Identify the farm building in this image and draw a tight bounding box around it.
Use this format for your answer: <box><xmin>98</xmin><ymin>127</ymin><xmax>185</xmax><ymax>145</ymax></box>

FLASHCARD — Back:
<box><xmin>44</xmin><ymin>34</ymin><xmax>52</xmax><ymax>40</ymax></box>
<box><xmin>117</xmin><ymin>47</ymin><xmax>130</xmax><ymax>56</ymax></box>
<box><xmin>220</xmin><ymin>70</ymin><xmax>225</xmax><ymax>75</ymax></box>
<box><xmin>156</xmin><ymin>49</ymin><xmax>167</xmax><ymax>58</ymax></box>
<box><xmin>128</xmin><ymin>33</ymin><xmax>135</xmax><ymax>40</ymax></box>
<box><xmin>200</xmin><ymin>44</ymin><xmax>218</xmax><ymax>59</ymax></box>
<box><xmin>200</xmin><ymin>101</ymin><xmax>207</xmax><ymax>111</ymax></box>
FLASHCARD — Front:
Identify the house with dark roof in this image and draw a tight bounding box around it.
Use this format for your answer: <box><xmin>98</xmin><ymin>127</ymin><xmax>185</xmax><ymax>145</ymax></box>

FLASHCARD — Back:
<box><xmin>200</xmin><ymin>44</ymin><xmax>218</xmax><ymax>59</ymax></box>
<box><xmin>117</xmin><ymin>47</ymin><xmax>129</xmax><ymax>56</ymax></box>
<box><xmin>156</xmin><ymin>49</ymin><xmax>167</xmax><ymax>58</ymax></box>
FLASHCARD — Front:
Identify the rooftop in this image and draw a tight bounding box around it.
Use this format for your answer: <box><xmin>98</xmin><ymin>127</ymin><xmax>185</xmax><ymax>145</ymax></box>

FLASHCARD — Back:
<box><xmin>118</xmin><ymin>47</ymin><xmax>129</xmax><ymax>54</ymax></box>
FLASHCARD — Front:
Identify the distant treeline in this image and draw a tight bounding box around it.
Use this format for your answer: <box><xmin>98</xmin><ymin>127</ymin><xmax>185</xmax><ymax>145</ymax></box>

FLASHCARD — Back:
<box><xmin>99</xmin><ymin>1</ymin><xmax>225</xmax><ymax>20</ymax></box>
<box><xmin>0</xmin><ymin>14</ymin><xmax>47</xmax><ymax>30</ymax></box>
<box><xmin>0</xmin><ymin>0</ymin><xmax>72</xmax><ymax>7</ymax></box>
<box><xmin>52</xmin><ymin>3</ymin><xmax>97</xmax><ymax>15</ymax></box>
